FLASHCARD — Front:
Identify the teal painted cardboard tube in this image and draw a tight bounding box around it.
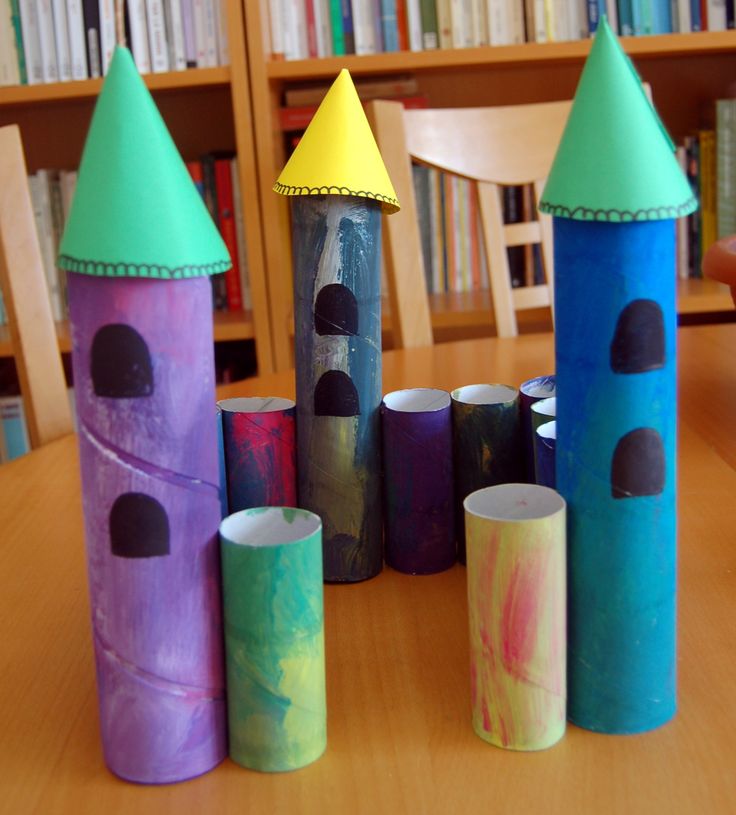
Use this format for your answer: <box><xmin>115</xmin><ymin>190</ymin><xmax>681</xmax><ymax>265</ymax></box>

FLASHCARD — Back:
<box><xmin>220</xmin><ymin>507</ymin><xmax>327</xmax><ymax>771</ymax></box>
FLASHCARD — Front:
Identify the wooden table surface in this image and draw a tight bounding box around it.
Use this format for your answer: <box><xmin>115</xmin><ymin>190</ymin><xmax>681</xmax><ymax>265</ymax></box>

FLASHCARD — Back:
<box><xmin>2</xmin><ymin>325</ymin><xmax>735</xmax><ymax>814</ymax></box>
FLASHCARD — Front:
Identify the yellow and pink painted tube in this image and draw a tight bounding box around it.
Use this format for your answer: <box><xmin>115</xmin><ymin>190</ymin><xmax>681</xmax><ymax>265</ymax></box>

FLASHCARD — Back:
<box><xmin>465</xmin><ymin>483</ymin><xmax>566</xmax><ymax>751</ymax></box>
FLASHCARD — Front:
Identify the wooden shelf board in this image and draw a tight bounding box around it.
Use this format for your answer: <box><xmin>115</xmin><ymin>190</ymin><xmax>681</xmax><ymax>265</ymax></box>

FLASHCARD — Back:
<box><xmin>266</xmin><ymin>31</ymin><xmax>736</xmax><ymax>82</ymax></box>
<box><xmin>676</xmin><ymin>278</ymin><xmax>733</xmax><ymax>314</ymax></box>
<box><xmin>0</xmin><ymin>310</ymin><xmax>254</xmax><ymax>358</ymax></box>
<box><xmin>0</xmin><ymin>67</ymin><xmax>231</xmax><ymax>107</ymax></box>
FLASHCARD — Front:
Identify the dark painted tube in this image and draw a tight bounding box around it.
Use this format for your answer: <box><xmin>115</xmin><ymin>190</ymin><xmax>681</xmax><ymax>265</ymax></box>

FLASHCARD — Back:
<box><xmin>291</xmin><ymin>195</ymin><xmax>383</xmax><ymax>582</ymax></box>
<box><xmin>554</xmin><ymin>217</ymin><xmax>676</xmax><ymax>734</ymax></box>
<box><xmin>219</xmin><ymin>397</ymin><xmax>297</xmax><ymax>512</ymax></box>
<box><xmin>68</xmin><ymin>273</ymin><xmax>226</xmax><ymax>783</ymax></box>
<box><xmin>531</xmin><ymin>397</ymin><xmax>556</xmax><ymax>484</ymax></box>
<box><xmin>519</xmin><ymin>375</ymin><xmax>556</xmax><ymax>483</ymax></box>
<box><xmin>381</xmin><ymin>388</ymin><xmax>455</xmax><ymax>574</ymax></box>
<box><xmin>535</xmin><ymin>420</ymin><xmax>556</xmax><ymax>489</ymax></box>
<box><xmin>451</xmin><ymin>384</ymin><xmax>524</xmax><ymax>564</ymax></box>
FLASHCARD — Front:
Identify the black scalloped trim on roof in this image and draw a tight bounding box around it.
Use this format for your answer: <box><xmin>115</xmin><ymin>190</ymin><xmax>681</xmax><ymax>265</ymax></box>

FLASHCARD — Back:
<box><xmin>273</xmin><ymin>181</ymin><xmax>399</xmax><ymax>209</ymax></box>
<box><xmin>57</xmin><ymin>254</ymin><xmax>231</xmax><ymax>279</ymax></box>
<box><xmin>538</xmin><ymin>197</ymin><xmax>698</xmax><ymax>222</ymax></box>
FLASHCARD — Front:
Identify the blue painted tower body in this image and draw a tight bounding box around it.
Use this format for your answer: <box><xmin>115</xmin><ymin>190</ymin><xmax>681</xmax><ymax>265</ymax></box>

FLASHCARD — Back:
<box><xmin>539</xmin><ymin>19</ymin><xmax>697</xmax><ymax>733</ymax></box>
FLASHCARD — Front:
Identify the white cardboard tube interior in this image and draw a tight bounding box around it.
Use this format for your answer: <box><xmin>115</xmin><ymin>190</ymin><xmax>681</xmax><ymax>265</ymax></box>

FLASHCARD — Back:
<box><xmin>531</xmin><ymin>396</ymin><xmax>557</xmax><ymax>419</ymax></box>
<box><xmin>383</xmin><ymin>388</ymin><xmax>450</xmax><ymax>413</ymax></box>
<box><xmin>537</xmin><ymin>420</ymin><xmax>557</xmax><ymax>441</ymax></box>
<box><xmin>464</xmin><ymin>483</ymin><xmax>565</xmax><ymax>522</ymax></box>
<box><xmin>218</xmin><ymin>396</ymin><xmax>295</xmax><ymax>414</ymax></box>
<box><xmin>520</xmin><ymin>376</ymin><xmax>556</xmax><ymax>399</ymax></box>
<box><xmin>452</xmin><ymin>384</ymin><xmax>517</xmax><ymax>406</ymax></box>
<box><xmin>220</xmin><ymin>507</ymin><xmax>321</xmax><ymax>547</ymax></box>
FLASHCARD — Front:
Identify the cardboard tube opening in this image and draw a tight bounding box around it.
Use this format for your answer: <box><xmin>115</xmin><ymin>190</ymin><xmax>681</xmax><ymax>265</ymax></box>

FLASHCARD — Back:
<box><xmin>465</xmin><ymin>483</ymin><xmax>565</xmax><ymax>522</ymax></box>
<box><xmin>383</xmin><ymin>388</ymin><xmax>450</xmax><ymax>413</ymax></box>
<box><xmin>221</xmin><ymin>507</ymin><xmax>321</xmax><ymax>548</ymax></box>
<box><xmin>218</xmin><ymin>397</ymin><xmax>295</xmax><ymax>414</ymax></box>
<box><xmin>452</xmin><ymin>384</ymin><xmax>517</xmax><ymax>405</ymax></box>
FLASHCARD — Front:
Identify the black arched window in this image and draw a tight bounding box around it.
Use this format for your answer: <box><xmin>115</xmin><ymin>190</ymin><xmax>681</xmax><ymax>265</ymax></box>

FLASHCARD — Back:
<box><xmin>314</xmin><ymin>284</ymin><xmax>358</xmax><ymax>336</ymax></box>
<box><xmin>314</xmin><ymin>370</ymin><xmax>360</xmax><ymax>417</ymax></box>
<box><xmin>611</xmin><ymin>428</ymin><xmax>665</xmax><ymax>499</ymax></box>
<box><xmin>91</xmin><ymin>324</ymin><xmax>154</xmax><ymax>398</ymax></box>
<box><xmin>610</xmin><ymin>299</ymin><xmax>665</xmax><ymax>374</ymax></box>
<box><xmin>110</xmin><ymin>492</ymin><xmax>170</xmax><ymax>557</ymax></box>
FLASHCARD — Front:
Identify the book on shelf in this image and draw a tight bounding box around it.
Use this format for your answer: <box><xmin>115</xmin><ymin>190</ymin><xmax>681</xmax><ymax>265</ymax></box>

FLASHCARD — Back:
<box><xmin>0</xmin><ymin>0</ymin><xmax>21</xmax><ymax>84</ymax></box>
<box><xmin>163</xmin><ymin>0</ymin><xmax>187</xmax><ymax>69</ymax></box>
<box><xmin>187</xmin><ymin>154</ymin><xmax>252</xmax><ymax>313</ymax></box>
<box><xmin>0</xmin><ymin>395</ymin><xmax>30</xmax><ymax>462</ymax></box>
<box><xmin>716</xmin><ymin>98</ymin><xmax>736</xmax><ymax>239</ymax></box>
<box><xmin>99</xmin><ymin>0</ymin><xmax>116</xmax><ymax>73</ymax></box>
<box><xmin>66</xmin><ymin>0</ymin><xmax>88</xmax><ymax>78</ymax></box>
<box><xmin>126</xmin><ymin>0</ymin><xmax>153</xmax><ymax>72</ymax></box>
<box><xmin>49</xmin><ymin>0</ymin><xmax>71</xmax><ymax>80</ymax></box>
<box><xmin>35</xmin><ymin>0</ymin><xmax>59</xmax><ymax>82</ymax></box>
<box><xmin>82</xmin><ymin>0</ymin><xmax>101</xmax><ymax>77</ymax></box>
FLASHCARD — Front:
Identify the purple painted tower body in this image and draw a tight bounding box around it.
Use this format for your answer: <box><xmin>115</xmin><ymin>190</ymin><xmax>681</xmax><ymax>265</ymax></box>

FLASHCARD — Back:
<box><xmin>69</xmin><ymin>274</ymin><xmax>226</xmax><ymax>783</ymax></box>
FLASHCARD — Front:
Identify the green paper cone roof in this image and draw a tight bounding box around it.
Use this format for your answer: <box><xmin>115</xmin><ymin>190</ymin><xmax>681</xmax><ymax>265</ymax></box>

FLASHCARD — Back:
<box><xmin>58</xmin><ymin>47</ymin><xmax>230</xmax><ymax>278</ymax></box>
<box><xmin>538</xmin><ymin>18</ymin><xmax>697</xmax><ymax>222</ymax></box>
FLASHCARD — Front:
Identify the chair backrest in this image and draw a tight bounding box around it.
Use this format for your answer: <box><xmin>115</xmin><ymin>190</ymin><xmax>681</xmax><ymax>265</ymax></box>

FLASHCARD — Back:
<box><xmin>367</xmin><ymin>99</ymin><xmax>573</xmax><ymax>347</ymax></box>
<box><xmin>0</xmin><ymin>125</ymin><xmax>73</xmax><ymax>448</ymax></box>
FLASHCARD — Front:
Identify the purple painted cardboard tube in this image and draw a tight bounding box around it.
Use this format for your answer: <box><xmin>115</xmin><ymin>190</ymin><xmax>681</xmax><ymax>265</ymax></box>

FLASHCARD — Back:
<box><xmin>519</xmin><ymin>375</ymin><xmax>556</xmax><ymax>483</ymax></box>
<box><xmin>535</xmin><ymin>420</ymin><xmax>557</xmax><ymax>489</ymax></box>
<box><xmin>381</xmin><ymin>388</ymin><xmax>455</xmax><ymax>574</ymax></box>
<box><xmin>68</xmin><ymin>274</ymin><xmax>226</xmax><ymax>784</ymax></box>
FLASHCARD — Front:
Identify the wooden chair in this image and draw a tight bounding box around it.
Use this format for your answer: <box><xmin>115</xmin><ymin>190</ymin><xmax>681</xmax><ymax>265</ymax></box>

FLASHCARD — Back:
<box><xmin>0</xmin><ymin>125</ymin><xmax>73</xmax><ymax>449</ymax></box>
<box><xmin>367</xmin><ymin>99</ymin><xmax>573</xmax><ymax>348</ymax></box>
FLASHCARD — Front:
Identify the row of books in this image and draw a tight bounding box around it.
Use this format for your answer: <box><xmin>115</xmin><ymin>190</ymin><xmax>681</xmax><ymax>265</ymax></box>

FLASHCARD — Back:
<box><xmin>0</xmin><ymin>153</ymin><xmax>250</xmax><ymax>329</ymax></box>
<box><xmin>679</xmin><ymin>101</ymin><xmax>736</xmax><ymax>280</ymax></box>
<box><xmin>0</xmin><ymin>0</ymin><xmax>229</xmax><ymax>86</ymax></box>
<box><xmin>267</xmin><ymin>0</ymin><xmax>731</xmax><ymax>60</ymax></box>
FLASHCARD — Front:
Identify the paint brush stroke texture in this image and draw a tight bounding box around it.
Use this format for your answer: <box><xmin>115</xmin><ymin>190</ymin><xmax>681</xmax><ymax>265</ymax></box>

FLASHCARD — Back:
<box><xmin>554</xmin><ymin>218</ymin><xmax>677</xmax><ymax>734</ymax></box>
<box><xmin>69</xmin><ymin>274</ymin><xmax>226</xmax><ymax>783</ymax></box>
<box><xmin>220</xmin><ymin>400</ymin><xmax>297</xmax><ymax>512</ymax></box>
<box><xmin>292</xmin><ymin>195</ymin><xmax>383</xmax><ymax>582</ymax></box>
<box><xmin>221</xmin><ymin>508</ymin><xmax>327</xmax><ymax>771</ymax></box>
<box><xmin>465</xmin><ymin>486</ymin><xmax>566</xmax><ymax>751</ymax></box>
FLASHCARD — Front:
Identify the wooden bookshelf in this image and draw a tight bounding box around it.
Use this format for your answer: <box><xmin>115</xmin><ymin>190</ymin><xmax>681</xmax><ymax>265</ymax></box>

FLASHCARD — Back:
<box><xmin>242</xmin><ymin>5</ymin><xmax>736</xmax><ymax>371</ymax></box>
<box><xmin>0</xmin><ymin>0</ymin><xmax>275</xmax><ymax>375</ymax></box>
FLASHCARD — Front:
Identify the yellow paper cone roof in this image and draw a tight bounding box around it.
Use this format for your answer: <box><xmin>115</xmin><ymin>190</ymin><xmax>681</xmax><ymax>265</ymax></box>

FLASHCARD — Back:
<box><xmin>274</xmin><ymin>69</ymin><xmax>400</xmax><ymax>214</ymax></box>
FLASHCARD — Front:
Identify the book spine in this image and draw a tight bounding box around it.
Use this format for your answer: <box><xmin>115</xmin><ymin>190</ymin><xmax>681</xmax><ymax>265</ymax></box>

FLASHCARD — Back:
<box><xmin>651</xmin><ymin>0</ymin><xmax>672</xmax><ymax>30</ymax></box>
<box><xmin>689</xmin><ymin>0</ymin><xmax>700</xmax><ymax>27</ymax></box>
<box><xmin>353</xmin><ymin>0</ymin><xmax>377</xmax><ymax>53</ymax></box>
<box><xmin>329</xmin><ymin>0</ymin><xmax>345</xmax><ymax>52</ymax></box>
<box><xmin>35</xmin><ymin>0</ymin><xmax>59</xmax><ymax>81</ymax></box>
<box><xmin>65</xmin><ymin>0</ymin><xmax>87</xmax><ymax>76</ymax></box>
<box><xmin>706</xmin><ymin>0</ymin><xmax>727</xmax><ymax>28</ymax></box>
<box><xmin>585</xmin><ymin>0</ymin><xmax>602</xmax><ymax>32</ymax></box>
<box><xmin>435</xmin><ymin>0</ymin><xmax>451</xmax><ymax>45</ymax></box>
<box><xmin>0</xmin><ymin>396</ymin><xmax>30</xmax><ymax>461</ymax></box>
<box><xmin>214</xmin><ymin>0</ymin><xmax>229</xmax><ymax>63</ymax></box>
<box><xmin>192</xmin><ymin>0</ymin><xmax>207</xmax><ymax>62</ymax></box>
<box><xmin>146</xmin><ymin>0</ymin><xmax>170</xmax><ymax>69</ymax></box>
<box><xmin>419</xmin><ymin>0</ymin><xmax>438</xmax><ymax>46</ymax></box>
<box><xmin>457</xmin><ymin>176</ymin><xmax>469</xmax><ymax>292</ymax></box>
<box><xmin>432</xmin><ymin>167</ymin><xmax>444</xmax><ymax>293</ymax></box>
<box><xmin>381</xmin><ymin>0</ymin><xmax>399</xmax><ymax>49</ymax></box>
<box><xmin>81</xmin><ymin>0</ymin><xmax>100</xmax><ymax>76</ymax></box>
<box><xmin>313</xmin><ymin>0</ymin><xmax>332</xmax><ymax>55</ymax></box>
<box><xmin>201</xmin><ymin>0</ymin><xmax>218</xmax><ymax>64</ymax></box>
<box><xmin>716</xmin><ymin>100</ymin><xmax>736</xmax><ymax>239</ymax></box>
<box><xmin>180</xmin><ymin>0</ymin><xmax>196</xmax><ymax>63</ymax></box>
<box><xmin>214</xmin><ymin>157</ymin><xmax>243</xmax><ymax>311</ymax></box>
<box><xmin>28</xmin><ymin>172</ymin><xmax>64</xmax><ymax>321</ymax></box>
<box><xmin>372</xmin><ymin>0</ymin><xmax>384</xmax><ymax>49</ymax></box>
<box><xmin>163</xmin><ymin>0</ymin><xmax>187</xmax><ymax>69</ymax></box>
<box><xmin>472</xmin><ymin>0</ymin><xmax>487</xmax><ymax>43</ymax></box>
<box><xmin>9</xmin><ymin>0</ymin><xmax>27</xmax><ymax>83</ymax></box>
<box><xmin>19</xmin><ymin>0</ymin><xmax>42</xmax><ymax>83</ymax></box>
<box><xmin>395</xmin><ymin>0</ymin><xmax>409</xmax><ymax>46</ymax></box>
<box><xmin>98</xmin><ymin>0</ymin><xmax>115</xmax><ymax>72</ymax></box>
<box><xmin>509</xmin><ymin>0</ymin><xmax>524</xmax><ymax>40</ymax></box>
<box><xmin>230</xmin><ymin>158</ymin><xmax>252</xmax><ymax>311</ymax></box>
<box><xmin>305</xmin><ymin>0</ymin><xmax>318</xmax><ymax>56</ymax></box>
<box><xmin>699</xmin><ymin>129</ymin><xmax>717</xmax><ymax>258</ymax></box>
<box><xmin>726</xmin><ymin>0</ymin><xmax>734</xmax><ymax>26</ymax></box>
<box><xmin>50</xmin><ymin>0</ymin><xmax>71</xmax><ymax>79</ymax></box>
<box><xmin>675</xmin><ymin>145</ymin><xmax>690</xmax><ymax>279</ymax></box>
<box><xmin>0</xmin><ymin>0</ymin><xmax>21</xmax><ymax>84</ymax></box>
<box><xmin>340</xmin><ymin>0</ymin><xmax>355</xmax><ymax>51</ymax></box>
<box><xmin>200</xmin><ymin>155</ymin><xmax>229</xmax><ymax>311</ymax></box>
<box><xmin>405</xmin><ymin>0</ymin><xmax>422</xmax><ymax>47</ymax></box>
<box><xmin>127</xmin><ymin>0</ymin><xmax>151</xmax><ymax>71</ymax></box>
<box><xmin>618</xmin><ymin>0</ymin><xmax>634</xmax><ymax>32</ymax></box>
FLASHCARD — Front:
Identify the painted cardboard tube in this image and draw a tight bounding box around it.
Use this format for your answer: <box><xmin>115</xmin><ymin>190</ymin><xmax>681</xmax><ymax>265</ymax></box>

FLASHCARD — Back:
<box><xmin>535</xmin><ymin>420</ymin><xmax>556</xmax><ymax>489</ymax></box>
<box><xmin>451</xmin><ymin>384</ymin><xmax>524</xmax><ymax>564</ymax></box>
<box><xmin>291</xmin><ymin>195</ymin><xmax>383</xmax><ymax>583</ymax></box>
<box><xmin>465</xmin><ymin>483</ymin><xmax>567</xmax><ymax>751</ymax></box>
<box><xmin>381</xmin><ymin>388</ymin><xmax>455</xmax><ymax>574</ymax></box>
<box><xmin>220</xmin><ymin>507</ymin><xmax>327</xmax><ymax>772</ymax></box>
<box><xmin>218</xmin><ymin>397</ymin><xmax>297</xmax><ymax>513</ymax></box>
<box><xmin>531</xmin><ymin>397</ymin><xmax>556</xmax><ymax>484</ymax></box>
<box><xmin>519</xmin><ymin>375</ymin><xmax>556</xmax><ymax>483</ymax></box>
